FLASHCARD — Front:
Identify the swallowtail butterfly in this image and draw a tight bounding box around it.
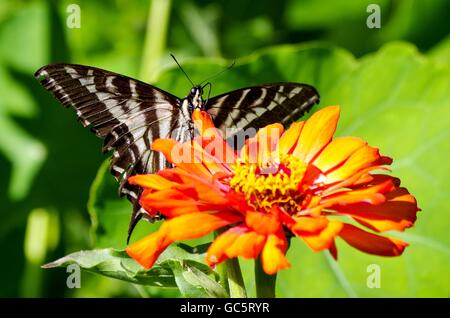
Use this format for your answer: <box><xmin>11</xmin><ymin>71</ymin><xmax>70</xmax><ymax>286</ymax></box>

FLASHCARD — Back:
<box><xmin>35</xmin><ymin>62</ymin><xmax>320</xmax><ymax>242</ymax></box>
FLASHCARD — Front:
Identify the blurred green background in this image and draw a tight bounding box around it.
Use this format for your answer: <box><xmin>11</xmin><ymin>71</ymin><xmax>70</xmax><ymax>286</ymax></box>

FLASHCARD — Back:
<box><xmin>0</xmin><ymin>0</ymin><xmax>449</xmax><ymax>297</ymax></box>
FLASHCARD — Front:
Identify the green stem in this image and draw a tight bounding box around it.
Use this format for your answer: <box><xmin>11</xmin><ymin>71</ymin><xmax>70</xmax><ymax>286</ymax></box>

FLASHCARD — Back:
<box><xmin>140</xmin><ymin>0</ymin><xmax>172</xmax><ymax>83</ymax></box>
<box><xmin>255</xmin><ymin>258</ymin><xmax>277</xmax><ymax>298</ymax></box>
<box><xmin>133</xmin><ymin>284</ymin><xmax>150</xmax><ymax>298</ymax></box>
<box><xmin>225</xmin><ymin>258</ymin><xmax>247</xmax><ymax>298</ymax></box>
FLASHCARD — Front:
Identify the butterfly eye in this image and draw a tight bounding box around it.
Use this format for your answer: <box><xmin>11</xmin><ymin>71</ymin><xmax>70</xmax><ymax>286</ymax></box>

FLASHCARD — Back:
<box><xmin>191</xmin><ymin>88</ymin><xmax>196</xmax><ymax>94</ymax></box>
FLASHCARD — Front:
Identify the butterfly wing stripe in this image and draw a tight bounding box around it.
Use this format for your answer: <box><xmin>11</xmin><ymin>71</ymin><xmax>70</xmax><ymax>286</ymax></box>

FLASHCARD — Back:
<box><xmin>207</xmin><ymin>83</ymin><xmax>319</xmax><ymax>134</ymax></box>
<box><xmin>235</xmin><ymin>88</ymin><xmax>317</xmax><ymax>130</ymax></box>
<box><xmin>108</xmin><ymin>112</ymin><xmax>175</xmax><ymax>177</ymax></box>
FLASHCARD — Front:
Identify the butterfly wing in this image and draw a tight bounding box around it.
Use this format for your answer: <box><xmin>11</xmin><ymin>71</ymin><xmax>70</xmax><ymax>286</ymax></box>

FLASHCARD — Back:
<box><xmin>206</xmin><ymin>83</ymin><xmax>319</xmax><ymax>137</ymax></box>
<box><xmin>35</xmin><ymin>63</ymin><xmax>187</xmax><ymax>242</ymax></box>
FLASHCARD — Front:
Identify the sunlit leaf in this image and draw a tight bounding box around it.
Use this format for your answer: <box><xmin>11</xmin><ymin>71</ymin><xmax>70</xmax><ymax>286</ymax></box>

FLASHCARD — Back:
<box><xmin>43</xmin><ymin>243</ymin><xmax>221</xmax><ymax>296</ymax></box>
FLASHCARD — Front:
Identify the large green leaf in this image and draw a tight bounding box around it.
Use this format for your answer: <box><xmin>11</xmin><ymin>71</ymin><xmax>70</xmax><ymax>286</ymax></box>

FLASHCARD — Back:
<box><xmin>87</xmin><ymin>41</ymin><xmax>449</xmax><ymax>297</ymax></box>
<box><xmin>44</xmin><ymin>248</ymin><xmax>176</xmax><ymax>287</ymax></box>
<box><xmin>44</xmin><ymin>243</ymin><xmax>226</xmax><ymax>297</ymax></box>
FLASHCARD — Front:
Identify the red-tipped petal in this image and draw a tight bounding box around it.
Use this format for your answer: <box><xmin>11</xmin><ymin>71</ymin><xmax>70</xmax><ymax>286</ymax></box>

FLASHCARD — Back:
<box><xmin>325</xmin><ymin>145</ymin><xmax>382</xmax><ymax>183</ymax></box>
<box><xmin>339</xmin><ymin>224</ymin><xmax>408</xmax><ymax>256</ymax></box>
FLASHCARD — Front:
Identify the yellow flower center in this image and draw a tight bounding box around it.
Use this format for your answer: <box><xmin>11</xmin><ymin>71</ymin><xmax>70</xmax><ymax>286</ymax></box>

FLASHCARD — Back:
<box><xmin>230</xmin><ymin>155</ymin><xmax>308</xmax><ymax>213</ymax></box>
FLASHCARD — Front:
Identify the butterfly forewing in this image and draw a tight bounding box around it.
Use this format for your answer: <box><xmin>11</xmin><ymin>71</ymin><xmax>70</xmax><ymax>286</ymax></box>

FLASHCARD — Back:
<box><xmin>34</xmin><ymin>63</ymin><xmax>190</xmax><ymax>240</ymax></box>
<box><xmin>206</xmin><ymin>83</ymin><xmax>319</xmax><ymax>135</ymax></box>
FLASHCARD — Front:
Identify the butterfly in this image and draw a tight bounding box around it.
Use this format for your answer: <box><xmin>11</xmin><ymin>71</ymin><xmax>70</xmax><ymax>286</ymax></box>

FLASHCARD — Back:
<box><xmin>35</xmin><ymin>61</ymin><xmax>320</xmax><ymax>242</ymax></box>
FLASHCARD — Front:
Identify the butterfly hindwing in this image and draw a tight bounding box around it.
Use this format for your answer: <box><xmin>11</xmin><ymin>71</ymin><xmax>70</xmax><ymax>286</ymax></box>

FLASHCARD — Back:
<box><xmin>206</xmin><ymin>83</ymin><xmax>320</xmax><ymax>135</ymax></box>
<box><xmin>34</xmin><ymin>63</ymin><xmax>190</xmax><ymax>241</ymax></box>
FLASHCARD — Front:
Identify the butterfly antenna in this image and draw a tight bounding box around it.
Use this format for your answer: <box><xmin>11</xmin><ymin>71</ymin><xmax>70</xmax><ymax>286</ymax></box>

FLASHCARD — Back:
<box><xmin>199</xmin><ymin>60</ymin><xmax>236</xmax><ymax>86</ymax></box>
<box><xmin>202</xmin><ymin>82</ymin><xmax>212</xmax><ymax>107</ymax></box>
<box><xmin>170</xmin><ymin>54</ymin><xmax>195</xmax><ymax>87</ymax></box>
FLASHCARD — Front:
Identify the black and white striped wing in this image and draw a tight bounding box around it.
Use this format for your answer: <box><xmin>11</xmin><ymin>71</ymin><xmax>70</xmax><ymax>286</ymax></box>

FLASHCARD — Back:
<box><xmin>206</xmin><ymin>83</ymin><xmax>319</xmax><ymax>133</ymax></box>
<box><xmin>34</xmin><ymin>63</ymin><xmax>185</xmax><ymax>240</ymax></box>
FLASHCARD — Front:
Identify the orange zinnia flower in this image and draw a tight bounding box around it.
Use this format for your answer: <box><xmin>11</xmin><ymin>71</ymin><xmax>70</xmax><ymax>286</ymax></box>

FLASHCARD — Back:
<box><xmin>126</xmin><ymin>106</ymin><xmax>419</xmax><ymax>274</ymax></box>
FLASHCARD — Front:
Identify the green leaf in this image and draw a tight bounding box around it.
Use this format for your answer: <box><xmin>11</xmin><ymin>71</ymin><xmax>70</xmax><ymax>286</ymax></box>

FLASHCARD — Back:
<box><xmin>429</xmin><ymin>35</ymin><xmax>450</xmax><ymax>67</ymax></box>
<box><xmin>0</xmin><ymin>1</ymin><xmax>48</xmax><ymax>73</ymax></box>
<box><xmin>43</xmin><ymin>248</ymin><xmax>176</xmax><ymax>287</ymax></box>
<box><xmin>166</xmin><ymin>260</ymin><xmax>227</xmax><ymax>298</ymax></box>
<box><xmin>43</xmin><ymin>243</ymin><xmax>224</xmax><ymax>297</ymax></box>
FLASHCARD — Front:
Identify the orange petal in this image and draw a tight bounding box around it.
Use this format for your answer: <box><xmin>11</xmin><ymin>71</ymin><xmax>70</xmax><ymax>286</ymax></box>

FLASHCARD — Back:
<box><xmin>207</xmin><ymin>226</ymin><xmax>266</xmax><ymax>266</ymax></box>
<box><xmin>276</xmin><ymin>122</ymin><xmax>304</xmax><ymax>155</ymax></box>
<box><xmin>139</xmin><ymin>188</ymin><xmax>218</xmax><ymax>217</ymax></box>
<box><xmin>333</xmin><ymin>187</ymin><xmax>419</xmax><ymax>232</ymax></box>
<box><xmin>349</xmin><ymin>174</ymin><xmax>400</xmax><ymax>194</ymax></box>
<box><xmin>192</xmin><ymin>110</ymin><xmax>219</xmax><ymax>137</ymax></box>
<box><xmin>291</xmin><ymin>216</ymin><xmax>329</xmax><ymax>233</ymax></box>
<box><xmin>320</xmin><ymin>176</ymin><xmax>399</xmax><ymax>207</ymax></box>
<box><xmin>163</xmin><ymin>211</ymin><xmax>242</xmax><ymax>242</ymax></box>
<box><xmin>313</xmin><ymin>137</ymin><xmax>366</xmax><ymax>173</ymax></box>
<box><xmin>192</xmin><ymin>110</ymin><xmax>236</xmax><ymax>164</ymax></box>
<box><xmin>322</xmin><ymin>165</ymin><xmax>390</xmax><ymax>195</ymax></box>
<box><xmin>339</xmin><ymin>224</ymin><xmax>408</xmax><ymax>256</ymax></box>
<box><xmin>296</xmin><ymin>220</ymin><xmax>343</xmax><ymax>251</ymax></box>
<box><xmin>241</xmin><ymin>123</ymin><xmax>284</xmax><ymax>164</ymax></box>
<box><xmin>192</xmin><ymin>109</ymin><xmax>216</xmax><ymax>135</ymax></box>
<box><xmin>226</xmin><ymin>230</ymin><xmax>266</xmax><ymax>259</ymax></box>
<box><xmin>158</xmin><ymin>168</ymin><xmax>229</xmax><ymax>206</ymax></box>
<box><xmin>292</xmin><ymin>106</ymin><xmax>340</xmax><ymax>163</ymax></box>
<box><xmin>324</xmin><ymin>144</ymin><xmax>381</xmax><ymax>183</ymax></box>
<box><xmin>349</xmin><ymin>174</ymin><xmax>400</xmax><ymax>191</ymax></box>
<box><xmin>193</xmin><ymin>139</ymin><xmax>235</xmax><ymax>173</ymax></box>
<box><xmin>207</xmin><ymin>228</ymin><xmax>242</xmax><ymax>266</ymax></box>
<box><xmin>151</xmin><ymin>138</ymin><xmax>180</xmax><ymax>163</ymax></box>
<box><xmin>126</xmin><ymin>228</ymin><xmax>169</xmax><ymax>269</ymax></box>
<box><xmin>245</xmin><ymin>210</ymin><xmax>281</xmax><ymax>235</ymax></box>
<box><xmin>152</xmin><ymin>139</ymin><xmax>212</xmax><ymax>178</ymax></box>
<box><xmin>319</xmin><ymin>192</ymin><xmax>386</xmax><ymax>208</ymax></box>
<box><xmin>128</xmin><ymin>174</ymin><xmax>174</xmax><ymax>190</ymax></box>
<box><xmin>261</xmin><ymin>232</ymin><xmax>290</xmax><ymax>275</ymax></box>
